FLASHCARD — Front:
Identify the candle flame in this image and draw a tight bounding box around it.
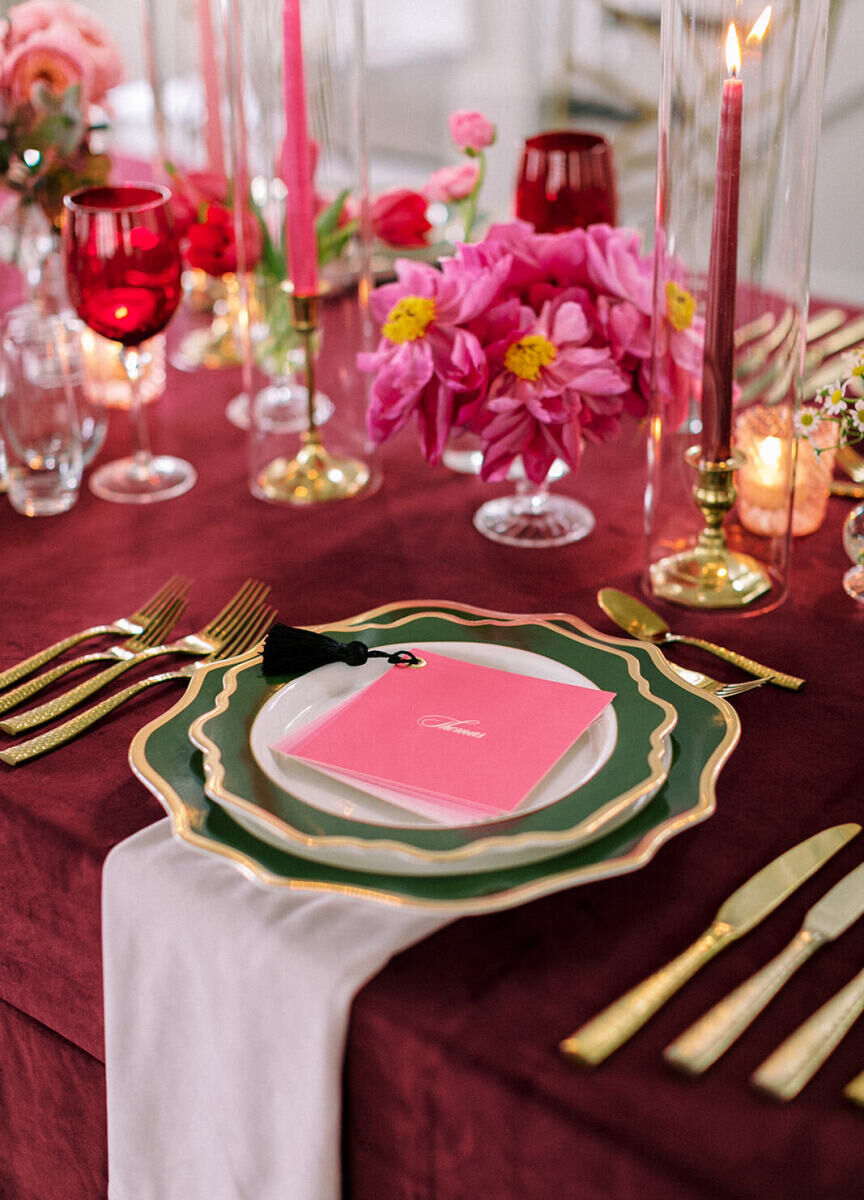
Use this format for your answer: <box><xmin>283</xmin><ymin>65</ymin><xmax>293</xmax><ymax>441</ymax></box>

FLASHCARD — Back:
<box><xmin>725</xmin><ymin>23</ymin><xmax>741</xmax><ymax>76</ymax></box>
<box><xmin>746</xmin><ymin>6</ymin><xmax>772</xmax><ymax>45</ymax></box>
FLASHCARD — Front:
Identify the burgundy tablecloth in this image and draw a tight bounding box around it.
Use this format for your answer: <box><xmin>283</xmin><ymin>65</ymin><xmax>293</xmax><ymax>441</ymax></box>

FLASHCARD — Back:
<box><xmin>1</xmin><ymin>281</ymin><xmax>863</xmax><ymax>1200</ymax></box>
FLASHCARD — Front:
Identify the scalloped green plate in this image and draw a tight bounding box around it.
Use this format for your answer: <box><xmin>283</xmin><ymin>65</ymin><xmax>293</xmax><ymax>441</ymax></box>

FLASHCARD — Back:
<box><xmin>191</xmin><ymin>612</ymin><xmax>677</xmax><ymax>875</ymax></box>
<box><xmin>128</xmin><ymin>601</ymin><xmax>739</xmax><ymax>914</ymax></box>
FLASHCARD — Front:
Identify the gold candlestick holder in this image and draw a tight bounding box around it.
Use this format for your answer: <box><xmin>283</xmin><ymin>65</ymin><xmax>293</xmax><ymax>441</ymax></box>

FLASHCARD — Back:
<box><xmin>649</xmin><ymin>445</ymin><xmax>772</xmax><ymax>608</ymax></box>
<box><xmin>255</xmin><ymin>293</ymin><xmax>370</xmax><ymax>504</ymax></box>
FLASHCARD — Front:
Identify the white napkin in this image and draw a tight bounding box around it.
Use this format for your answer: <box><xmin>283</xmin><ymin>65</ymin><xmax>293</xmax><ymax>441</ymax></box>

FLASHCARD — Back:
<box><xmin>103</xmin><ymin>819</ymin><xmax>451</xmax><ymax>1200</ymax></box>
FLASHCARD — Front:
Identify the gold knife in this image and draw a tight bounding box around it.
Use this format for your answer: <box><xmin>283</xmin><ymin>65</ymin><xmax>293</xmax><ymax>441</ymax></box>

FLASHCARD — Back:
<box><xmin>750</xmin><ymin>963</ymin><xmax>864</xmax><ymax>1101</ymax></box>
<box><xmin>665</xmin><ymin>859</ymin><xmax>864</xmax><ymax>1075</ymax></box>
<box><xmin>559</xmin><ymin>824</ymin><xmax>859</xmax><ymax>1066</ymax></box>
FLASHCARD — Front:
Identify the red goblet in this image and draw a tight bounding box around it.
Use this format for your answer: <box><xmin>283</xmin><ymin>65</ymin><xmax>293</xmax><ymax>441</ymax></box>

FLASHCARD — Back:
<box><xmin>62</xmin><ymin>184</ymin><xmax>196</xmax><ymax>503</ymax></box>
<box><xmin>515</xmin><ymin>131</ymin><xmax>617</xmax><ymax>233</ymax></box>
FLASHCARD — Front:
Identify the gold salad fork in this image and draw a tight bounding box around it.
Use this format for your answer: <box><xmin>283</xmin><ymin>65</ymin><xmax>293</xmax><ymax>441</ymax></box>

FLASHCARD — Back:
<box><xmin>0</xmin><ymin>605</ymin><xmax>276</xmax><ymax>765</ymax></box>
<box><xmin>0</xmin><ymin>596</ymin><xmax>189</xmax><ymax>716</ymax></box>
<box><xmin>670</xmin><ymin>667</ymin><xmax>769</xmax><ymax>698</ymax></box>
<box><xmin>0</xmin><ymin>576</ymin><xmax>191</xmax><ymax>691</ymax></box>
<box><xmin>1</xmin><ymin>579</ymin><xmax>270</xmax><ymax>735</ymax></box>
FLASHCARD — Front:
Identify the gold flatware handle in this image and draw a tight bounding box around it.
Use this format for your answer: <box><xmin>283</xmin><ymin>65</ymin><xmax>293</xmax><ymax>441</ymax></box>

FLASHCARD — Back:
<box><xmin>831</xmin><ymin>480</ymin><xmax>864</xmax><ymax>500</ymax></box>
<box><xmin>0</xmin><ymin>626</ymin><xmax>116</xmax><ymax>691</ymax></box>
<box><xmin>0</xmin><ymin>653</ymin><xmax>153</xmax><ymax>733</ymax></box>
<box><xmin>664</xmin><ymin>929</ymin><xmax>823</xmax><ymax>1075</ymax></box>
<box><xmin>837</xmin><ymin>445</ymin><xmax>864</xmax><ymax>485</ymax></box>
<box><xmin>0</xmin><ymin>652</ymin><xmax>110</xmax><ymax>716</ymax></box>
<box><xmin>665</xmin><ymin>634</ymin><xmax>804</xmax><ymax>690</ymax></box>
<box><xmin>843</xmin><ymin>1068</ymin><xmax>864</xmax><ymax>1106</ymax></box>
<box><xmin>751</xmin><ymin>966</ymin><xmax>864</xmax><ymax>1101</ymax></box>
<box><xmin>560</xmin><ymin>922</ymin><xmax>735</xmax><ymax>1066</ymax></box>
<box><xmin>0</xmin><ymin>672</ymin><xmax>178</xmax><ymax>765</ymax></box>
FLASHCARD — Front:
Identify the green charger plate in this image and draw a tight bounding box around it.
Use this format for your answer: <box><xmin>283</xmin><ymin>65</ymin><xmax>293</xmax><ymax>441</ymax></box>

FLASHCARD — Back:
<box><xmin>191</xmin><ymin>611</ymin><xmax>677</xmax><ymax>874</ymax></box>
<box><xmin>128</xmin><ymin>601</ymin><xmax>740</xmax><ymax>914</ymax></box>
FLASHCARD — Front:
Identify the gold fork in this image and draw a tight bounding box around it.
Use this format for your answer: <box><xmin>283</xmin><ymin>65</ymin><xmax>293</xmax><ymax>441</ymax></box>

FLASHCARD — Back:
<box><xmin>0</xmin><ymin>595</ymin><xmax>189</xmax><ymax>716</ymax></box>
<box><xmin>0</xmin><ymin>576</ymin><xmax>191</xmax><ymax>691</ymax></box>
<box><xmin>1</xmin><ymin>579</ymin><xmax>270</xmax><ymax>734</ymax></box>
<box><xmin>0</xmin><ymin>606</ymin><xmax>277</xmax><ymax>765</ymax></box>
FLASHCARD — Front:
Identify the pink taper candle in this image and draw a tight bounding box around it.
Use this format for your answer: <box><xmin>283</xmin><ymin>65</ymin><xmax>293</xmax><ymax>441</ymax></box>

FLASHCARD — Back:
<box><xmin>700</xmin><ymin>24</ymin><xmax>742</xmax><ymax>463</ymax></box>
<box><xmin>197</xmin><ymin>0</ymin><xmax>225</xmax><ymax>177</ymax></box>
<box><xmin>281</xmin><ymin>0</ymin><xmax>318</xmax><ymax>295</ymax></box>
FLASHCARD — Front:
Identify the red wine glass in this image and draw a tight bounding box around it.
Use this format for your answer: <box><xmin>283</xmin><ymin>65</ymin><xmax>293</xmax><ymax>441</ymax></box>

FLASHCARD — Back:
<box><xmin>62</xmin><ymin>183</ymin><xmax>196</xmax><ymax>503</ymax></box>
<box><xmin>515</xmin><ymin>131</ymin><xmax>617</xmax><ymax>233</ymax></box>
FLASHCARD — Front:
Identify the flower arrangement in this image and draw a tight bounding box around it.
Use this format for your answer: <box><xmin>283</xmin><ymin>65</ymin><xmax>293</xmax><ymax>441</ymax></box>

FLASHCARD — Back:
<box><xmin>425</xmin><ymin>109</ymin><xmax>495</xmax><ymax>243</ymax></box>
<box><xmin>796</xmin><ymin>348</ymin><xmax>864</xmax><ymax>451</ymax></box>
<box><xmin>358</xmin><ymin>219</ymin><xmax>704</xmax><ymax>483</ymax></box>
<box><xmin>0</xmin><ymin>0</ymin><xmax>123</xmax><ymax>230</ymax></box>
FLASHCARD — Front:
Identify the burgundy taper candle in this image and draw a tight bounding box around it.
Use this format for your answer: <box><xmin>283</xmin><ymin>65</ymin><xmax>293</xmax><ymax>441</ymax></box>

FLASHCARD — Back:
<box><xmin>700</xmin><ymin>25</ymin><xmax>742</xmax><ymax>463</ymax></box>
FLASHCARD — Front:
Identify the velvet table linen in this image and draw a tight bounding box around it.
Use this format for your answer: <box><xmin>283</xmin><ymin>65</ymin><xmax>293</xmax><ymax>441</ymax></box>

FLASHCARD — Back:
<box><xmin>1</xmin><ymin>289</ymin><xmax>863</xmax><ymax>1199</ymax></box>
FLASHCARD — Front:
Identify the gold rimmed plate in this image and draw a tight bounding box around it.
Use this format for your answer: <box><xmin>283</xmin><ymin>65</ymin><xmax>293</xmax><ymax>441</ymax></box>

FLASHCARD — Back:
<box><xmin>128</xmin><ymin>601</ymin><xmax>739</xmax><ymax>913</ymax></box>
<box><xmin>188</xmin><ymin>610</ymin><xmax>677</xmax><ymax>875</ymax></box>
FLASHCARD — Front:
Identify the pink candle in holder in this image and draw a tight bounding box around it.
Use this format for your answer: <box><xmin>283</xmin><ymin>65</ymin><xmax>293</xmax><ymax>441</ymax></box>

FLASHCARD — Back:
<box><xmin>281</xmin><ymin>0</ymin><xmax>318</xmax><ymax>296</ymax></box>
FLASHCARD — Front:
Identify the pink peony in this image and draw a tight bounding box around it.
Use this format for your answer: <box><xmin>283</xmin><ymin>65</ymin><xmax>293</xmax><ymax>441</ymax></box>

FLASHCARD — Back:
<box><xmin>448</xmin><ymin>109</ymin><xmax>496</xmax><ymax>153</ymax></box>
<box><xmin>370</xmin><ymin>188</ymin><xmax>432</xmax><ymax>247</ymax></box>
<box><xmin>424</xmin><ymin>162</ymin><xmax>480</xmax><ymax>204</ymax></box>
<box><xmin>358</xmin><ymin>253</ymin><xmax>513</xmax><ymax>462</ymax></box>
<box><xmin>478</xmin><ymin>296</ymin><xmax>629</xmax><ymax>482</ymax></box>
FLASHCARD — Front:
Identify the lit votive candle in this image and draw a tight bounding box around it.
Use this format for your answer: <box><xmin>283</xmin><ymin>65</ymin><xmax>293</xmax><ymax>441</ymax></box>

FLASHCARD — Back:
<box><xmin>80</xmin><ymin>329</ymin><xmax>166</xmax><ymax>409</ymax></box>
<box><xmin>735</xmin><ymin>404</ymin><xmax>836</xmax><ymax>537</ymax></box>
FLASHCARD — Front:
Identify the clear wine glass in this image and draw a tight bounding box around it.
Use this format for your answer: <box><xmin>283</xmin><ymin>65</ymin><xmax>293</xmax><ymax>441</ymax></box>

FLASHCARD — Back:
<box><xmin>515</xmin><ymin>131</ymin><xmax>617</xmax><ymax>233</ymax></box>
<box><xmin>62</xmin><ymin>184</ymin><xmax>196</xmax><ymax>503</ymax></box>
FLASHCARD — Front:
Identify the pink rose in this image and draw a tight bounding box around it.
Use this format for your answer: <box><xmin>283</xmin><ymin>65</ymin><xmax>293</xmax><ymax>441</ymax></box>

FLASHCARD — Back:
<box><xmin>370</xmin><ymin>188</ymin><xmax>432</xmax><ymax>248</ymax></box>
<box><xmin>424</xmin><ymin>162</ymin><xmax>480</xmax><ymax>204</ymax></box>
<box><xmin>2</xmin><ymin>23</ymin><xmax>93</xmax><ymax>105</ymax></box>
<box><xmin>2</xmin><ymin>1</ymin><xmax>123</xmax><ymax>103</ymax></box>
<box><xmin>448</xmin><ymin>110</ymin><xmax>496</xmax><ymax>153</ymax></box>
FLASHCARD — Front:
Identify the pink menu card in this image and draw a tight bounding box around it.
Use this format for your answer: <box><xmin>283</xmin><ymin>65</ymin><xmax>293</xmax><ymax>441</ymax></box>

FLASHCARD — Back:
<box><xmin>271</xmin><ymin>650</ymin><xmax>615</xmax><ymax>819</ymax></box>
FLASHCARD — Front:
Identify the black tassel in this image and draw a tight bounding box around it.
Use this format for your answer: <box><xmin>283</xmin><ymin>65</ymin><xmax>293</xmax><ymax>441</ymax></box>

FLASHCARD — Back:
<box><xmin>261</xmin><ymin>623</ymin><xmax>422</xmax><ymax>676</ymax></box>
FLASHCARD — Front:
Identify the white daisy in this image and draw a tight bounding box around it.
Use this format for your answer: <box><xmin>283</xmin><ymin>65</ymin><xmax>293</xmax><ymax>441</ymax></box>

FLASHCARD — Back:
<box><xmin>795</xmin><ymin>407</ymin><xmax>822</xmax><ymax>437</ymax></box>
<box><xmin>823</xmin><ymin>385</ymin><xmax>848</xmax><ymax>418</ymax></box>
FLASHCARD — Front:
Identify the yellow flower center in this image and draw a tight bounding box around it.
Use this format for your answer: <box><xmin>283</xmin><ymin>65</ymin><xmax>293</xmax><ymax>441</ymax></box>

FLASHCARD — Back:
<box><xmin>665</xmin><ymin>280</ymin><xmax>696</xmax><ymax>332</ymax></box>
<box><xmin>382</xmin><ymin>296</ymin><xmax>436</xmax><ymax>343</ymax></box>
<box><xmin>504</xmin><ymin>334</ymin><xmax>557</xmax><ymax>381</ymax></box>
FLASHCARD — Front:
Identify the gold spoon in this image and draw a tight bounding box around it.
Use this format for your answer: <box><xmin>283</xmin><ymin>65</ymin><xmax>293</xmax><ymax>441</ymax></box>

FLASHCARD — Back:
<box><xmin>597</xmin><ymin>589</ymin><xmax>805</xmax><ymax>691</ymax></box>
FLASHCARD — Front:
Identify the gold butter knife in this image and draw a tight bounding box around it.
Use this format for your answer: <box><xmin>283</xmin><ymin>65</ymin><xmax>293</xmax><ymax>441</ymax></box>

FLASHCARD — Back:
<box><xmin>750</xmin><ymin>964</ymin><xmax>864</xmax><ymax>1101</ymax></box>
<box><xmin>665</xmin><ymin>859</ymin><xmax>864</xmax><ymax>1075</ymax></box>
<box><xmin>559</xmin><ymin>824</ymin><xmax>859</xmax><ymax>1066</ymax></box>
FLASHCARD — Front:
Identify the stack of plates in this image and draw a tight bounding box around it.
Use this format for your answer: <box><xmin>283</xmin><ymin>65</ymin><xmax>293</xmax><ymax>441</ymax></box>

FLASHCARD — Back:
<box><xmin>129</xmin><ymin>601</ymin><xmax>740</xmax><ymax>914</ymax></box>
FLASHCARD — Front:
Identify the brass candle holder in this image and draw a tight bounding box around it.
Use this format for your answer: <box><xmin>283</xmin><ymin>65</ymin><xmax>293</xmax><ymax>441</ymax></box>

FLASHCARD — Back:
<box><xmin>255</xmin><ymin>293</ymin><xmax>370</xmax><ymax>504</ymax></box>
<box><xmin>649</xmin><ymin>445</ymin><xmax>772</xmax><ymax>608</ymax></box>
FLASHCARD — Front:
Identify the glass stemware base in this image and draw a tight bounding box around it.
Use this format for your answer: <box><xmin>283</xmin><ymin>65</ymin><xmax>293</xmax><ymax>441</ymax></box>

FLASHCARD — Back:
<box><xmin>89</xmin><ymin>454</ymin><xmax>197</xmax><ymax>505</ymax></box>
<box><xmin>842</xmin><ymin>502</ymin><xmax>864</xmax><ymax>603</ymax></box>
<box><xmin>473</xmin><ymin>479</ymin><xmax>595</xmax><ymax>548</ymax></box>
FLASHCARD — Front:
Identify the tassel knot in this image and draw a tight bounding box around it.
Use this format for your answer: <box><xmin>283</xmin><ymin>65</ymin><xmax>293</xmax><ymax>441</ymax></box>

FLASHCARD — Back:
<box><xmin>261</xmin><ymin>623</ymin><xmax>423</xmax><ymax>676</ymax></box>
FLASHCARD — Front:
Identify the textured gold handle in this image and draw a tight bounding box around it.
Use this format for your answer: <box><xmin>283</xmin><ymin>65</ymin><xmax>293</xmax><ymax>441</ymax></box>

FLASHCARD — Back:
<box><xmin>0</xmin><ymin>673</ymin><xmax>175</xmax><ymax>765</ymax></box>
<box><xmin>0</xmin><ymin>652</ymin><xmax>156</xmax><ymax>733</ymax></box>
<box><xmin>664</xmin><ymin>929</ymin><xmax>823</xmax><ymax>1075</ymax></box>
<box><xmin>668</xmin><ymin>635</ymin><xmax>805</xmax><ymax>690</ymax></box>
<box><xmin>0</xmin><ymin>652</ymin><xmax>111</xmax><ymax>716</ymax></box>
<box><xmin>0</xmin><ymin>626</ymin><xmax>114</xmax><ymax>691</ymax></box>
<box><xmin>559</xmin><ymin>922</ymin><xmax>735</xmax><ymax>1066</ymax></box>
<box><xmin>843</xmin><ymin>1068</ymin><xmax>864</xmax><ymax>1106</ymax></box>
<box><xmin>751</xmin><ymin>967</ymin><xmax>864</xmax><ymax>1101</ymax></box>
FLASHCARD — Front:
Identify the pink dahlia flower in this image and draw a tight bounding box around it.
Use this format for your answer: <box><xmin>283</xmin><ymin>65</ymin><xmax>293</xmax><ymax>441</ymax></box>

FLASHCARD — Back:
<box><xmin>358</xmin><ymin>254</ymin><xmax>512</xmax><ymax>462</ymax></box>
<box><xmin>584</xmin><ymin>223</ymin><xmax>704</xmax><ymax>425</ymax></box>
<box><xmin>479</xmin><ymin>296</ymin><xmax>629</xmax><ymax>483</ymax></box>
